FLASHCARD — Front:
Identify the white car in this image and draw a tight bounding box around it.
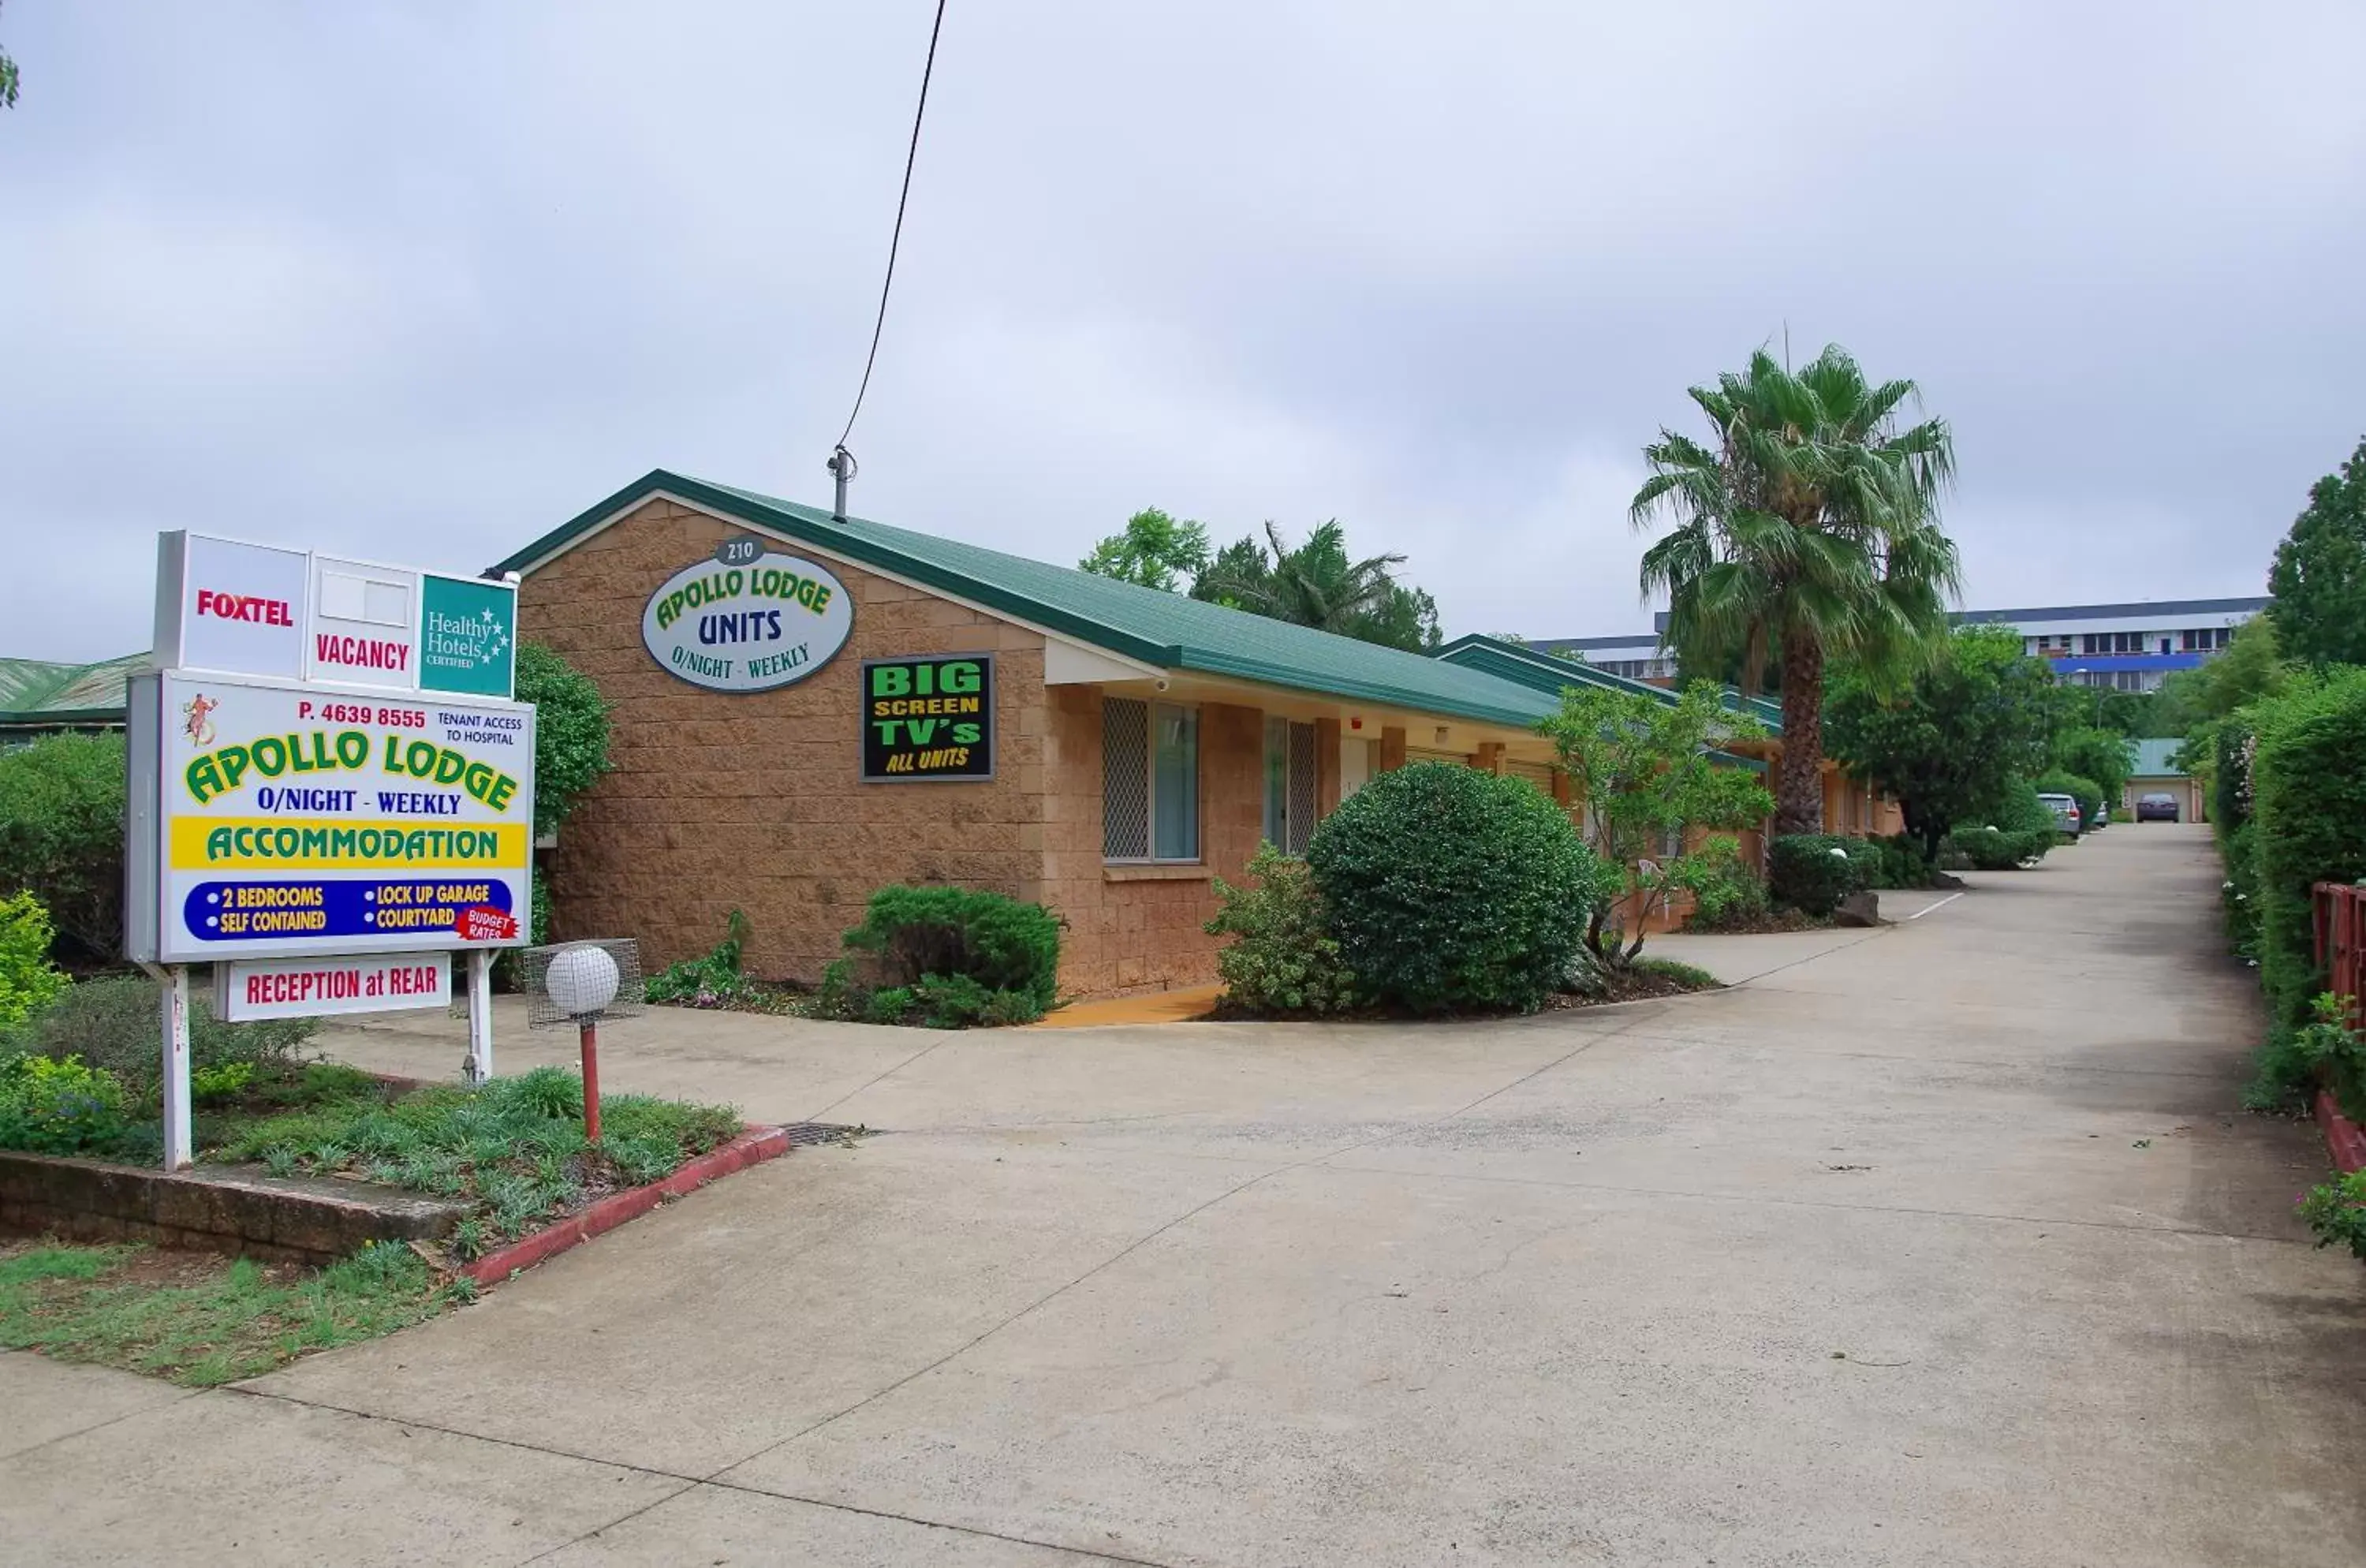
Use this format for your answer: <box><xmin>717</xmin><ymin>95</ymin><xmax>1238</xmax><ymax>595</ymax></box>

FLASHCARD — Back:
<box><xmin>2036</xmin><ymin>792</ymin><xmax>2082</xmax><ymax>834</ymax></box>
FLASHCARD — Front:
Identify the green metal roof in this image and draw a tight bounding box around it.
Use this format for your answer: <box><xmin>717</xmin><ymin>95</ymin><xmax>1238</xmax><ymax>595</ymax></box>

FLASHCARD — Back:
<box><xmin>2129</xmin><ymin>737</ymin><xmax>2187</xmax><ymax>777</ymax></box>
<box><xmin>0</xmin><ymin>652</ymin><xmax>149</xmax><ymax>729</ymax></box>
<box><xmin>494</xmin><ymin>471</ymin><xmax>1566</xmax><ymax>730</ymax></box>
<box><xmin>1432</xmin><ymin>635</ymin><xmax>1784</xmax><ymax>734</ymax></box>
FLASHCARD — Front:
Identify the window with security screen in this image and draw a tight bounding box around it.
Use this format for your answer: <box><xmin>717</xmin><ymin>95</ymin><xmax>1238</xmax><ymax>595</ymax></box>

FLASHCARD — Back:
<box><xmin>1104</xmin><ymin>696</ymin><xmax>1199</xmax><ymax>861</ymax></box>
<box><xmin>1103</xmin><ymin>697</ymin><xmax>1150</xmax><ymax>859</ymax></box>
<box><xmin>1262</xmin><ymin>716</ymin><xmax>1319</xmax><ymax>856</ymax></box>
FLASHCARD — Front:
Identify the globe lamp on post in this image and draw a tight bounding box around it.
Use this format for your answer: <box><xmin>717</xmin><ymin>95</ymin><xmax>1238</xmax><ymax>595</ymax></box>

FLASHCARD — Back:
<box><xmin>543</xmin><ymin>944</ymin><xmax>621</xmax><ymax>1141</ymax></box>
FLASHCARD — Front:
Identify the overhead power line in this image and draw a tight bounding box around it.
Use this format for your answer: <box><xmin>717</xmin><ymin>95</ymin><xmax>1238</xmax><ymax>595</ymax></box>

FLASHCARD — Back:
<box><xmin>828</xmin><ymin>0</ymin><xmax>948</xmax><ymax>519</ymax></box>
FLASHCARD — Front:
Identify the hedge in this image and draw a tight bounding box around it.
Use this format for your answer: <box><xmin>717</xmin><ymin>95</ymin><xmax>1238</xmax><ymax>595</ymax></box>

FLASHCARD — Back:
<box><xmin>2249</xmin><ymin>669</ymin><xmax>2366</xmax><ymax>1034</ymax></box>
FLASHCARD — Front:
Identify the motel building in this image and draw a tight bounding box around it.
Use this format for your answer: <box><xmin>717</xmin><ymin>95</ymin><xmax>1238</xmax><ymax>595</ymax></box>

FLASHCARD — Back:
<box><xmin>491</xmin><ymin>472</ymin><xmax>1890</xmax><ymax>999</ymax></box>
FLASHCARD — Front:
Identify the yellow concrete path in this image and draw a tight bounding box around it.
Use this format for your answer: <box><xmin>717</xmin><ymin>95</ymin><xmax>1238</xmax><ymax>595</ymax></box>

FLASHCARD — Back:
<box><xmin>1032</xmin><ymin>982</ymin><xmax>1224</xmax><ymax>1028</ymax></box>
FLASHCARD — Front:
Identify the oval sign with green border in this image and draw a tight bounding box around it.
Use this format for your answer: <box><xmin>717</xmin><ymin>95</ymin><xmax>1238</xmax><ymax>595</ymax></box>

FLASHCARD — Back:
<box><xmin>640</xmin><ymin>552</ymin><xmax>853</xmax><ymax>693</ymax></box>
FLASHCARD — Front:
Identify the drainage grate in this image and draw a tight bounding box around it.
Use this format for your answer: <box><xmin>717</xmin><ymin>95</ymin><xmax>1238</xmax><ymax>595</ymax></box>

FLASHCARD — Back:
<box><xmin>780</xmin><ymin>1122</ymin><xmax>877</xmax><ymax>1148</ymax></box>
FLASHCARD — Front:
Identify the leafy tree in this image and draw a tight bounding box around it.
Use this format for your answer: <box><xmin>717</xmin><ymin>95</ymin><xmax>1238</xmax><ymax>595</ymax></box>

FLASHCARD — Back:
<box><xmin>2050</xmin><ymin>681</ymin><xmax>2157</xmax><ymax>738</ymax></box>
<box><xmin>1077</xmin><ymin>507</ymin><xmax>1210</xmax><ymax>592</ymax></box>
<box><xmin>514</xmin><ymin>643</ymin><xmax>614</xmax><ymax>838</ymax></box>
<box><xmin>1824</xmin><ymin>626</ymin><xmax>2056</xmax><ymax>861</ymax></box>
<box><xmin>2157</xmin><ymin>615</ymin><xmax>2289</xmax><ymax>740</ymax></box>
<box><xmin>1632</xmin><ymin>343</ymin><xmax>1961</xmax><ymax>834</ymax></box>
<box><xmin>1192</xmin><ymin>521</ymin><xmax>1442</xmax><ymax>652</ymax></box>
<box><xmin>2051</xmin><ymin>727</ymin><xmax>2133</xmax><ymax>819</ymax></box>
<box><xmin>1538</xmin><ymin>680</ymin><xmax>1774</xmax><ymax>969</ymax></box>
<box><xmin>2266</xmin><ymin>435</ymin><xmax>2366</xmax><ymax>669</ymax></box>
<box><xmin>0</xmin><ymin>2</ymin><xmax>18</xmax><ymax>110</ymax></box>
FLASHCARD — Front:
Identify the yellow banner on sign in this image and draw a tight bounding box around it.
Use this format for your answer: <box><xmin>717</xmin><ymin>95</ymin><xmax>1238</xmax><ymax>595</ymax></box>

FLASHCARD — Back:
<box><xmin>168</xmin><ymin>817</ymin><xmax>530</xmax><ymax>872</ymax></box>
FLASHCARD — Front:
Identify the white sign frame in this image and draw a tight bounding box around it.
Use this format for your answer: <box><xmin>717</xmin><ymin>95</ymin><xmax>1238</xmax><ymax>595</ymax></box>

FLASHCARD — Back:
<box><xmin>132</xmin><ymin>670</ymin><xmax>537</xmax><ymax>966</ymax></box>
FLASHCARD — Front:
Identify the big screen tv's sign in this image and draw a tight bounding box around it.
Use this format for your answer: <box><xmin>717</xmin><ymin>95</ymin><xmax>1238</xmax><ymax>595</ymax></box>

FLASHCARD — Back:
<box><xmin>129</xmin><ymin>671</ymin><xmax>537</xmax><ymax>965</ymax></box>
<box><xmin>862</xmin><ymin>655</ymin><xmax>994</xmax><ymax>781</ymax></box>
<box><xmin>640</xmin><ymin>548</ymin><xmax>854</xmax><ymax>693</ymax></box>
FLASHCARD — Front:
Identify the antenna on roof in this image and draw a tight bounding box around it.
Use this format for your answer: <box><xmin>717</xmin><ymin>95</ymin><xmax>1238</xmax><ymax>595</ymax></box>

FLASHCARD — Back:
<box><xmin>827</xmin><ymin>446</ymin><xmax>858</xmax><ymax>522</ymax></box>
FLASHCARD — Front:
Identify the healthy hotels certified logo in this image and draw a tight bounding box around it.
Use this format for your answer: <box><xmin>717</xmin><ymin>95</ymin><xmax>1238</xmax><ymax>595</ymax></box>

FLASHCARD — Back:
<box><xmin>419</xmin><ymin>575</ymin><xmax>517</xmax><ymax>696</ymax></box>
<box><xmin>640</xmin><ymin>549</ymin><xmax>854</xmax><ymax>693</ymax></box>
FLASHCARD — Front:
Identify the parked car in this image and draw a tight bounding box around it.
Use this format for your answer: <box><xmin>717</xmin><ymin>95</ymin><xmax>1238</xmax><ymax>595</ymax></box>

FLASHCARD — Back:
<box><xmin>2036</xmin><ymin>792</ymin><xmax>2082</xmax><ymax>834</ymax></box>
<box><xmin>2136</xmin><ymin>791</ymin><xmax>2181</xmax><ymax>823</ymax></box>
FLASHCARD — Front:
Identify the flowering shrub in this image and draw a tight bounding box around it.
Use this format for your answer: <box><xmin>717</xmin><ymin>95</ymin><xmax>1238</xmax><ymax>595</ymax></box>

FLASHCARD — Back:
<box><xmin>2299</xmin><ymin>1170</ymin><xmax>2366</xmax><ymax>1262</ymax></box>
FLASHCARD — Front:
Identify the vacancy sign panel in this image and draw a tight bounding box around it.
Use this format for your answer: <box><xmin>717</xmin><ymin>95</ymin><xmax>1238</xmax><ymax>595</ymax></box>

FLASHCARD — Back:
<box><xmin>160</xmin><ymin>532</ymin><xmax>309</xmax><ymax>680</ymax></box>
<box><xmin>218</xmin><ymin>953</ymin><xmax>450</xmax><ymax>1021</ymax></box>
<box><xmin>308</xmin><ymin>556</ymin><xmax>422</xmax><ymax>689</ymax></box>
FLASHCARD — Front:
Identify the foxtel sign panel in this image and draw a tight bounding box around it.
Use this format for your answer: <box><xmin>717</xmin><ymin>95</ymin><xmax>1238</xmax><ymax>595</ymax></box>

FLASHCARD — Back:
<box><xmin>154</xmin><ymin>532</ymin><xmax>517</xmax><ymax>699</ymax></box>
<box><xmin>128</xmin><ymin>670</ymin><xmax>538</xmax><ymax>964</ymax></box>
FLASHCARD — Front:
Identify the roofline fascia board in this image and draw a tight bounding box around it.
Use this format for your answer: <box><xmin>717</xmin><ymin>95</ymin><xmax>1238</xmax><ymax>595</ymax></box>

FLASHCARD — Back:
<box><xmin>1171</xmin><ymin>647</ymin><xmax>1549</xmax><ymax>730</ymax></box>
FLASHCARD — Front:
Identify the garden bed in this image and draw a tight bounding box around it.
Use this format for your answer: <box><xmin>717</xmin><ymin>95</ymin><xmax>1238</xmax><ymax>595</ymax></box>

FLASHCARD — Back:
<box><xmin>1203</xmin><ymin>956</ymin><xmax>1723</xmax><ymax>1022</ymax></box>
<box><xmin>199</xmin><ymin>1067</ymin><xmax>748</xmax><ymax>1267</ymax></box>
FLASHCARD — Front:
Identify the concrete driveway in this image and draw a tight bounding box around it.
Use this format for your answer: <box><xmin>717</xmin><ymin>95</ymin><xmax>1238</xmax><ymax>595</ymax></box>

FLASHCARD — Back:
<box><xmin>6</xmin><ymin>823</ymin><xmax>2362</xmax><ymax>1566</ymax></box>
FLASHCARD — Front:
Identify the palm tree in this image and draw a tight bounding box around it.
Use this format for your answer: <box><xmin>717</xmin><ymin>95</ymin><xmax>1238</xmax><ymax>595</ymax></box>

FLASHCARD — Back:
<box><xmin>1631</xmin><ymin>345</ymin><xmax>1960</xmax><ymax>835</ymax></box>
<box><xmin>1195</xmin><ymin>521</ymin><xmax>1439</xmax><ymax>651</ymax></box>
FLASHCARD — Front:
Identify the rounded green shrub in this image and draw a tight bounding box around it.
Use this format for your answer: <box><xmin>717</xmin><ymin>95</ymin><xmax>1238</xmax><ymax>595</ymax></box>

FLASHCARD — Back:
<box><xmin>841</xmin><ymin>885</ymin><xmax>1062</xmax><ymax>1026</ymax></box>
<box><xmin>1768</xmin><ymin>834</ymin><xmax>1863</xmax><ymax>915</ymax></box>
<box><xmin>1306</xmin><ymin>761</ymin><xmax>1607</xmax><ymax>1014</ymax></box>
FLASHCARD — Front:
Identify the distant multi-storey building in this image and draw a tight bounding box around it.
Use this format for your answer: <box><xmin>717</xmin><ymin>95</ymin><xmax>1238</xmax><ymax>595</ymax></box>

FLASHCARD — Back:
<box><xmin>1532</xmin><ymin>595</ymin><xmax>2267</xmax><ymax>694</ymax></box>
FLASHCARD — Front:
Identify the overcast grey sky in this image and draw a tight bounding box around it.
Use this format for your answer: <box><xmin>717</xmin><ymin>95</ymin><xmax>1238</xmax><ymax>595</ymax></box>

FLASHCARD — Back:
<box><xmin>4</xmin><ymin>2</ymin><xmax>2362</xmax><ymax>664</ymax></box>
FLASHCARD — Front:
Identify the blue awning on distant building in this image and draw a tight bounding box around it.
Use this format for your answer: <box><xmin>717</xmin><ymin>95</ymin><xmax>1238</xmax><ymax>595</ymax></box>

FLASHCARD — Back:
<box><xmin>2051</xmin><ymin>654</ymin><xmax>2205</xmax><ymax>674</ymax></box>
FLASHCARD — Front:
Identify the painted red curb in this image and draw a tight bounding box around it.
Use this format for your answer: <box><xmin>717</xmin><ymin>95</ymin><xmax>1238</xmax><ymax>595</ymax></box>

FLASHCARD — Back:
<box><xmin>2314</xmin><ymin>1090</ymin><xmax>2366</xmax><ymax>1177</ymax></box>
<box><xmin>461</xmin><ymin>1125</ymin><xmax>791</xmax><ymax>1289</ymax></box>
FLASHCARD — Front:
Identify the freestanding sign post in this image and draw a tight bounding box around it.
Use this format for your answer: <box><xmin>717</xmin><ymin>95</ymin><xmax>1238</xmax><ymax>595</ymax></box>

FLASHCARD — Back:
<box><xmin>128</xmin><ymin>532</ymin><xmax>531</xmax><ymax>1168</ymax></box>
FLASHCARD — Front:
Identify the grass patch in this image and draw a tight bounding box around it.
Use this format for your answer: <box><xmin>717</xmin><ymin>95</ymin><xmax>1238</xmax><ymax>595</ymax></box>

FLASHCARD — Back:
<box><xmin>1632</xmin><ymin>957</ymin><xmax>1722</xmax><ymax>991</ymax></box>
<box><xmin>203</xmin><ymin>1066</ymin><xmax>744</xmax><ymax>1256</ymax></box>
<box><xmin>0</xmin><ymin>1238</ymin><xmax>467</xmax><ymax>1387</ymax></box>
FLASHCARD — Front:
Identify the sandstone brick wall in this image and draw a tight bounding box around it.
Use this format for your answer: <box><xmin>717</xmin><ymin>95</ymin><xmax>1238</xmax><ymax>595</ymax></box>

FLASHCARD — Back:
<box><xmin>520</xmin><ymin>499</ymin><xmax>1051</xmax><ymax>983</ymax></box>
<box><xmin>1039</xmin><ymin>689</ymin><xmax>1267</xmax><ymax>996</ymax></box>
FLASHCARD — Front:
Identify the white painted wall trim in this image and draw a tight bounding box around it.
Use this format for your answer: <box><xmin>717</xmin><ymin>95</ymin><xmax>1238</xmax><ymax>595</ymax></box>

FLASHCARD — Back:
<box><xmin>1044</xmin><ymin>638</ymin><xmax>1164</xmax><ymax>685</ymax></box>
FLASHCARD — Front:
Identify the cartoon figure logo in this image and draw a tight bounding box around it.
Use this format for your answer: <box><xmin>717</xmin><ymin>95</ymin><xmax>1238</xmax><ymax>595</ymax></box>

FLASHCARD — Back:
<box><xmin>181</xmin><ymin>693</ymin><xmax>218</xmax><ymax>748</ymax></box>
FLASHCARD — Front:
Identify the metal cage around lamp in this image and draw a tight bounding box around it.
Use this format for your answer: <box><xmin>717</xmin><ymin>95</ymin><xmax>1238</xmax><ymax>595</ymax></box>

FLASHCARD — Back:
<box><xmin>521</xmin><ymin>939</ymin><xmax>644</xmax><ymax>1029</ymax></box>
